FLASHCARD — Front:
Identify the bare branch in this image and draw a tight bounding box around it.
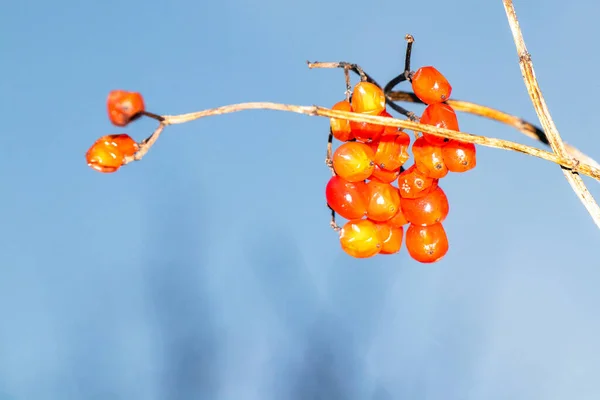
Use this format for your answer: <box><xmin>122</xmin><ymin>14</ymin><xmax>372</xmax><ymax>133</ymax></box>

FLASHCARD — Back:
<box><xmin>503</xmin><ymin>0</ymin><xmax>600</xmax><ymax>229</ymax></box>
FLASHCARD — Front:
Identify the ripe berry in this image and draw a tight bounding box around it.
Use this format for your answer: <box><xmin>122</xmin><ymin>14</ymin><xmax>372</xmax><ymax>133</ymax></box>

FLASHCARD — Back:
<box><xmin>351</xmin><ymin>81</ymin><xmax>386</xmax><ymax>115</ymax></box>
<box><xmin>339</xmin><ymin>219</ymin><xmax>382</xmax><ymax>258</ymax></box>
<box><xmin>86</xmin><ymin>134</ymin><xmax>139</xmax><ymax>173</ymax></box>
<box><xmin>330</xmin><ymin>100</ymin><xmax>354</xmax><ymax>142</ymax></box>
<box><xmin>405</xmin><ymin>222</ymin><xmax>449</xmax><ymax>263</ymax></box>
<box><xmin>397</xmin><ymin>164</ymin><xmax>438</xmax><ymax>199</ymax></box>
<box><xmin>332</xmin><ymin>142</ymin><xmax>375</xmax><ymax>182</ymax></box>
<box><xmin>442</xmin><ymin>140</ymin><xmax>477</xmax><ymax>173</ymax></box>
<box><xmin>379</xmin><ymin>110</ymin><xmax>401</xmax><ymax>134</ymax></box>
<box><xmin>412</xmin><ymin>136</ymin><xmax>448</xmax><ymax>179</ymax></box>
<box><xmin>411</xmin><ymin>66</ymin><xmax>452</xmax><ymax>105</ymax></box>
<box><xmin>350</xmin><ymin>120</ymin><xmax>384</xmax><ymax>143</ymax></box>
<box><xmin>366</xmin><ymin>180</ymin><xmax>401</xmax><ymax>222</ymax></box>
<box><xmin>374</xmin><ymin>222</ymin><xmax>404</xmax><ymax>255</ymax></box>
<box><xmin>371</xmin><ymin>165</ymin><xmax>400</xmax><ymax>183</ymax></box>
<box><xmin>107</xmin><ymin>90</ymin><xmax>145</xmax><ymax>127</ymax></box>
<box><xmin>388</xmin><ymin>207</ymin><xmax>409</xmax><ymax>228</ymax></box>
<box><xmin>420</xmin><ymin>103</ymin><xmax>459</xmax><ymax>146</ymax></box>
<box><xmin>373</xmin><ymin>131</ymin><xmax>411</xmax><ymax>171</ymax></box>
<box><xmin>325</xmin><ymin>176</ymin><xmax>368</xmax><ymax>220</ymax></box>
<box><xmin>401</xmin><ymin>186</ymin><xmax>449</xmax><ymax>226</ymax></box>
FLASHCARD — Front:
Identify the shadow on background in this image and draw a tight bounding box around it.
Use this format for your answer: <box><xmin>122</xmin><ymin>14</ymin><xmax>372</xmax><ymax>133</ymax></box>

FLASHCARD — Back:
<box><xmin>142</xmin><ymin>184</ymin><xmax>220</xmax><ymax>400</ymax></box>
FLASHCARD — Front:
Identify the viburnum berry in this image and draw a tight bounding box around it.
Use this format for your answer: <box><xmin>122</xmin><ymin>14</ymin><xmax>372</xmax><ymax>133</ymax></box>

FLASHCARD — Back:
<box><xmin>388</xmin><ymin>207</ymin><xmax>409</xmax><ymax>228</ymax></box>
<box><xmin>411</xmin><ymin>66</ymin><xmax>452</xmax><ymax>105</ymax></box>
<box><xmin>365</xmin><ymin>179</ymin><xmax>401</xmax><ymax>222</ymax></box>
<box><xmin>405</xmin><ymin>222</ymin><xmax>449</xmax><ymax>263</ymax></box>
<box><xmin>442</xmin><ymin>140</ymin><xmax>477</xmax><ymax>173</ymax></box>
<box><xmin>325</xmin><ymin>176</ymin><xmax>368</xmax><ymax>220</ymax></box>
<box><xmin>412</xmin><ymin>136</ymin><xmax>448</xmax><ymax>179</ymax></box>
<box><xmin>379</xmin><ymin>110</ymin><xmax>401</xmax><ymax>134</ymax></box>
<box><xmin>350</xmin><ymin>120</ymin><xmax>384</xmax><ymax>143</ymax></box>
<box><xmin>419</xmin><ymin>103</ymin><xmax>459</xmax><ymax>146</ymax></box>
<box><xmin>107</xmin><ymin>90</ymin><xmax>145</xmax><ymax>127</ymax></box>
<box><xmin>86</xmin><ymin>134</ymin><xmax>139</xmax><ymax>173</ymax></box>
<box><xmin>330</xmin><ymin>100</ymin><xmax>354</xmax><ymax>142</ymax></box>
<box><xmin>371</xmin><ymin>165</ymin><xmax>400</xmax><ymax>183</ymax></box>
<box><xmin>397</xmin><ymin>164</ymin><xmax>438</xmax><ymax>199</ymax></box>
<box><xmin>351</xmin><ymin>81</ymin><xmax>386</xmax><ymax>115</ymax></box>
<box><xmin>372</xmin><ymin>130</ymin><xmax>411</xmax><ymax>171</ymax></box>
<box><xmin>339</xmin><ymin>219</ymin><xmax>382</xmax><ymax>258</ymax></box>
<box><xmin>374</xmin><ymin>222</ymin><xmax>404</xmax><ymax>255</ymax></box>
<box><xmin>401</xmin><ymin>186</ymin><xmax>449</xmax><ymax>226</ymax></box>
<box><xmin>332</xmin><ymin>142</ymin><xmax>375</xmax><ymax>182</ymax></box>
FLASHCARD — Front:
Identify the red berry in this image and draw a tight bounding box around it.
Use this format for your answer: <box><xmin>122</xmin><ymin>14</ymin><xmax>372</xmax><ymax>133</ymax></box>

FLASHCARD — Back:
<box><xmin>405</xmin><ymin>222</ymin><xmax>449</xmax><ymax>263</ymax></box>
<box><xmin>412</xmin><ymin>136</ymin><xmax>448</xmax><ymax>179</ymax></box>
<box><xmin>330</xmin><ymin>100</ymin><xmax>354</xmax><ymax>142</ymax></box>
<box><xmin>379</xmin><ymin>110</ymin><xmax>402</xmax><ymax>135</ymax></box>
<box><xmin>366</xmin><ymin>180</ymin><xmax>401</xmax><ymax>222</ymax></box>
<box><xmin>411</xmin><ymin>66</ymin><xmax>452</xmax><ymax>105</ymax></box>
<box><xmin>332</xmin><ymin>142</ymin><xmax>375</xmax><ymax>182</ymax></box>
<box><xmin>397</xmin><ymin>164</ymin><xmax>438</xmax><ymax>199</ymax></box>
<box><xmin>442</xmin><ymin>140</ymin><xmax>477</xmax><ymax>173</ymax></box>
<box><xmin>374</xmin><ymin>222</ymin><xmax>404</xmax><ymax>254</ymax></box>
<box><xmin>325</xmin><ymin>176</ymin><xmax>368</xmax><ymax>220</ymax></box>
<box><xmin>339</xmin><ymin>219</ymin><xmax>382</xmax><ymax>258</ymax></box>
<box><xmin>351</xmin><ymin>82</ymin><xmax>386</xmax><ymax>115</ymax></box>
<box><xmin>86</xmin><ymin>134</ymin><xmax>139</xmax><ymax>173</ymax></box>
<box><xmin>388</xmin><ymin>207</ymin><xmax>409</xmax><ymax>228</ymax></box>
<box><xmin>373</xmin><ymin>130</ymin><xmax>411</xmax><ymax>171</ymax></box>
<box><xmin>371</xmin><ymin>165</ymin><xmax>400</xmax><ymax>184</ymax></box>
<box><xmin>350</xmin><ymin>120</ymin><xmax>384</xmax><ymax>143</ymax></box>
<box><xmin>419</xmin><ymin>103</ymin><xmax>459</xmax><ymax>146</ymax></box>
<box><xmin>401</xmin><ymin>186</ymin><xmax>449</xmax><ymax>226</ymax></box>
<box><xmin>107</xmin><ymin>90</ymin><xmax>145</xmax><ymax>127</ymax></box>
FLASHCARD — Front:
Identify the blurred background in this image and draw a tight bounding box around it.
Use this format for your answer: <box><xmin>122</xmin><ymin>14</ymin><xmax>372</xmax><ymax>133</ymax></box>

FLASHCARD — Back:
<box><xmin>2</xmin><ymin>0</ymin><xmax>600</xmax><ymax>399</ymax></box>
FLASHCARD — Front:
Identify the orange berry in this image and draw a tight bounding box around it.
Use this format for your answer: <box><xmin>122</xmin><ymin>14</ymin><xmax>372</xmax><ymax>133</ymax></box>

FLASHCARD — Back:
<box><xmin>366</xmin><ymin>179</ymin><xmax>401</xmax><ymax>222</ymax></box>
<box><xmin>107</xmin><ymin>90</ymin><xmax>145</xmax><ymax>127</ymax></box>
<box><xmin>419</xmin><ymin>103</ymin><xmax>459</xmax><ymax>146</ymax></box>
<box><xmin>339</xmin><ymin>219</ymin><xmax>382</xmax><ymax>258</ymax></box>
<box><xmin>411</xmin><ymin>66</ymin><xmax>452</xmax><ymax>105</ymax></box>
<box><xmin>401</xmin><ymin>186</ymin><xmax>449</xmax><ymax>226</ymax></box>
<box><xmin>412</xmin><ymin>136</ymin><xmax>448</xmax><ymax>179</ymax></box>
<box><xmin>86</xmin><ymin>134</ymin><xmax>139</xmax><ymax>173</ymax></box>
<box><xmin>397</xmin><ymin>164</ymin><xmax>438</xmax><ymax>199</ymax></box>
<box><xmin>373</xmin><ymin>130</ymin><xmax>411</xmax><ymax>171</ymax></box>
<box><xmin>405</xmin><ymin>222</ymin><xmax>449</xmax><ymax>263</ymax></box>
<box><xmin>350</xmin><ymin>120</ymin><xmax>384</xmax><ymax>143</ymax></box>
<box><xmin>332</xmin><ymin>142</ymin><xmax>375</xmax><ymax>182</ymax></box>
<box><xmin>388</xmin><ymin>207</ymin><xmax>409</xmax><ymax>228</ymax></box>
<box><xmin>374</xmin><ymin>222</ymin><xmax>404</xmax><ymax>254</ymax></box>
<box><xmin>330</xmin><ymin>100</ymin><xmax>354</xmax><ymax>142</ymax></box>
<box><xmin>442</xmin><ymin>140</ymin><xmax>477</xmax><ymax>172</ymax></box>
<box><xmin>325</xmin><ymin>176</ymin><xmax>368</xmax><ymax>220</ymax></box>
<box><xmin>371</xmin><ymin>165</ymin><xmax>400</xmax><ymax>183</ymax></box>
<box><xmin>379</xmin><ymin>109</ymin><xmax>402</xmax><ymax>135</ymax></box>
<box><xmin>351</xmin><ymin>81</ymin><xmax>386</xmax><ymax>115</ymax></box>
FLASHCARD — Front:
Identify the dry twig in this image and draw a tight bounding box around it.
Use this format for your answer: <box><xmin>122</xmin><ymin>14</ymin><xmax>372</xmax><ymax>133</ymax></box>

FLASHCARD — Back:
<box><xmin>502</xmin><ymin>0</ymin><xmax>600</xmax><ymax>229</ymax></box>
<box><xmin>123</xmin><ymin>102</ymin><xmax>600</xmax><ymax>183</ymax></box>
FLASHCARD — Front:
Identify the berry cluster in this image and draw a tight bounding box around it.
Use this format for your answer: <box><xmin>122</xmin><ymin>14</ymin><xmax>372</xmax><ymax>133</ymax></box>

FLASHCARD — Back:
<box><xmin>326</xmin><ymin>66</ymin><xmax>476</xmax><ymax>263</ymax></box>
<box><xmin>85</xmin><ymin>90</ymin><xmax>147</xmax><ymax>173</ymax></box>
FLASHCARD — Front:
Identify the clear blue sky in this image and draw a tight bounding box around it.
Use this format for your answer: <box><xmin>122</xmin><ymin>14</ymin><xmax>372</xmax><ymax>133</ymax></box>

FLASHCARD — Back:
<box><xmin>2</xmin><ymin>0</ymin><xmax>600</xmax><ymax>399</ymax></box>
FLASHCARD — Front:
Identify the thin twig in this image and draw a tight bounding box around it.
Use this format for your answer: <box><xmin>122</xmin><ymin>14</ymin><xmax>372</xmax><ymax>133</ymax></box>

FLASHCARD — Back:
<box><xmin>122</xmin><ymin>102</ymin><xmax>600</xmax><ymax>181</ymax></box>
<box><xmin>123</xmin><ymin>122</ymin><xmax>166</xmax><ymax>164</ymax></box>
<box><xmin>503</xmin><ymin>0</ymin><xmax>600</xmax><ymax>229</ymax></box>
<box><xmin>387</xmin><ymin>90</ymin><xmax>600</xmax><ymax>169</ymax></box>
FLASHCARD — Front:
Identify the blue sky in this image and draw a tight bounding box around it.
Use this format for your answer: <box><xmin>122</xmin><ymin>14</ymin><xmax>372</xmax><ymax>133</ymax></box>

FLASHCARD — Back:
<box><xmin>2</xmin><ymin>0</ymin><xmax>600</xmax><ymax>399</ymax></box>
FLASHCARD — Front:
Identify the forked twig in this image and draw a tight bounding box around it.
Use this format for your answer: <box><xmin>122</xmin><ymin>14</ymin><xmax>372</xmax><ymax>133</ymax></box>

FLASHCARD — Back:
<box><xmin>502</xmin><ymin>0</ymin><xmax>600</xmax><ymax>229</ymax></box>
